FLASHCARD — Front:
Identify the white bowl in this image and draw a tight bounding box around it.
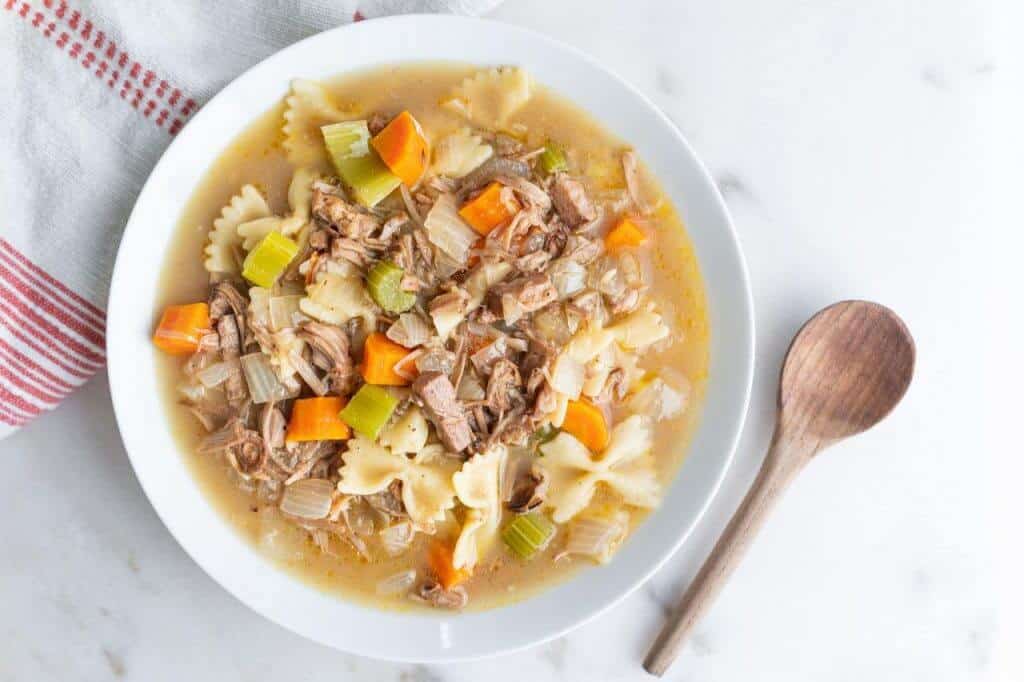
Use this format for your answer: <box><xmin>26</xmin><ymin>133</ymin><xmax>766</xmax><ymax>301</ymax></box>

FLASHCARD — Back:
<box><xmin>107</xmin><ymin>15</ymin><xmax>754</xmax><ymax>662</ymax></box>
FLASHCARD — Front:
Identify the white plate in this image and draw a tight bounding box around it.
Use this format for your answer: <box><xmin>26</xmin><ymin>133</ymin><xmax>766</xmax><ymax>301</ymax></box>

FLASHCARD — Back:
<box><xmin>107</xmin><ymin>15</ymin><xmax>754</xmax><ymax>662</ymax></box>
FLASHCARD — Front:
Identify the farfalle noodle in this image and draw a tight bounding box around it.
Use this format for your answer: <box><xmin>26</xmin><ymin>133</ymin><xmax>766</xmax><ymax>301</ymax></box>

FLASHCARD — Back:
<box><xmin>539</xmin><ymin>415</ymin><xmax>659</xmax><ymax>523</ymax></box>
<box><xmin>452</xmin><ymin>445</ymin><xmax>506</xmax><ymax>570</ymax></box>
<box><xmin>203</xmin><ymin>184</ymin><xmax>271</xmax><ymax>274</ymax></box>
<box><xmin>337</xmin><ymin>438</ymin><xmax>458</xmax><ymax>526</ymax></box>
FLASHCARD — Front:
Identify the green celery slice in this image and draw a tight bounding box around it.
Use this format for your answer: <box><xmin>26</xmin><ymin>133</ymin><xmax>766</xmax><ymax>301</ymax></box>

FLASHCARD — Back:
<box><xmin>531</xmin><ymin>423</ymin><xmax>559</xmax><ymax>446</ymax></box>
<box><xmin>242</xmin><ymin>232</ymin><xmax>299</xmax><ymax>288</ymax></box>
<box><xmin>366</xmin><ymin>261</ymin><xmax>416</xmax><ymax>313</ymax></box>
<box><xmin>339</xmin><ymin>384</ymin><xmax>399</xmax><ymax>440</ymax></box>
<box><xmin>502</xmin><ymin>512</ymin><xmax>556</xmax><ymax>559</ymax></box>
<box><xmin>539</xmin><ymin>141</ymin><xmax>569</xmax><ymax>175</ymax></box>
<box><xmin>322</xmin><ymin>121</ymin><xmax>401</xmax><ymax>207</ymax></box>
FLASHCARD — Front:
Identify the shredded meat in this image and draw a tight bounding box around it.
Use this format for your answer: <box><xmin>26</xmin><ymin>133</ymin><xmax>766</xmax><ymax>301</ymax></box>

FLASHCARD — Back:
<box><xmin>485</xmin><ymin>358</ymin><xmax>522</xmax><ymax>412</ymax></box>
<box><xmin>216</xmin><ymin>315</ymin><xmax>247</xmax><ymax>404</ymax></box>
<box><xmin>608</xmin><ymin>286</ymin><xmax>643</xmax><ymax>315</ymax></box>
<box><xmin>497</xmin><ymin>175</ymin><xmax>552</xmax><ymax>213</ymax></box>
<box><xmin>516</xmin><ymin>250</ymin><xmax>551</xmax><ymax>272</ymax></box>
<box><xmin>563</xmin><ymin>235</ymin><xmax>603</xmax><ymax>264</ymax></box>
<box><xmin>550</xmin><ymin>174</ymin><xmax>596</xmax><ymax>228</ymax></box>
<box><xmin>597</xmin><ymin>368</ymin><xmax>629</xmax><ymax>404</ymax></box>
<box><xmin>331</xmin><ymin>235</ymin><xmax>379</xmax><ymax>267</ymax></box>
<box><xmin>469</xmin><ymin>336</ymin><xmax>508</xmax><ymax>375</ymax></box>
<box><xmin>209</xmin><ymin>281</ymin><xmax>249</xmax><ymax>347</ymax></box>
<box><xmin>312</xmin><ymin>186</ymin><xmax>381</xmax><ymax>239</ymax></box>
<box><xmin>230</xmin><ymin>431</ymin><xmax>267</xmax><ymax>475</ymax></box>
<box><xmin>508</xmin><ymin>466</ymin><xmax>548</xmax><ymax>513</ymax></box>
<box><xmin>364</xmin><ymin>480</ymin><xmax>407</xmax><ymax>518</ymax></box>
<box><xmin>367</xmin><ymin>111</ymin><xmax>391</xmax><ymax>136</ymax></box>
<box><xmin>199</xmin><ymin>417</ymin><xmax>266</xmax><ymax>476</ymax></box>
<box><xmin>297</xmin><ymin>320</ymin><xmax>356</xmax><ymax>395</ymax></box>
<box><xmin>414</xmin><ymin>581</ymin><xmax>468</xmax><ymax>609</ymax></box>
<box><xmin>412</xmin><ymin>371</ymin><xmax>474</xmax><ymax>453</ymax></box>
<box><xmin>308</xmin><ymin>227</ymin><xmax>331</xmax><ymax>252</ymax></box>
<box><xmin>486</xmin><ymin>274</ymin><xmax>558</xmax><ymax>324</ymax></box>
<box><xmin>379</xmin><ymin>214</ymin><xmax>408</xmax><ymax>242</ymax></box>
<box><xmin>622</xmin><ymin>150</ymin><xmax>655</xmax><ymax>214</ymax></box>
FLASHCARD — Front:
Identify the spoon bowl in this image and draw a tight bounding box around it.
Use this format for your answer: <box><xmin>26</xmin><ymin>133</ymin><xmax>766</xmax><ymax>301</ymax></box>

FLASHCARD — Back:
<box><xmin>780</xmin><ymin>300</ymin><xmax>916</xmax><ymax>443</ymax></box>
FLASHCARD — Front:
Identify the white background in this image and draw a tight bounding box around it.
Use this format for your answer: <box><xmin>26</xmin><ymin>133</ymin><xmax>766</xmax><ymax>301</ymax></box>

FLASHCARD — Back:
<box><xmin>2</xmin><ymin>1</ymin><xmax>1021</xmax><ymax>680</ymax></box>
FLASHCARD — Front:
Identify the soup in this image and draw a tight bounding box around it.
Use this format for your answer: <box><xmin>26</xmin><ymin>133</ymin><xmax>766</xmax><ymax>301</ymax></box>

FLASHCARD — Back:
<box><xmin>154</xmin><ymin>63</ymin><xmax>709</xmax><ymax>612</ymax></box>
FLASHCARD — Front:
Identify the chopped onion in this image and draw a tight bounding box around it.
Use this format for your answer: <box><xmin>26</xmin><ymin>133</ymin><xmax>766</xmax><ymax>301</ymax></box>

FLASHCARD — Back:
<box><xmin>197</xmin><ymin>419</ymin><xmax>244</xmax><ymax>454</ymax></box>
<box><xmin>387</xmin><ymin>313</ymin><xmax>432</xmax><ymax>348</ymax></box>
<box><xmin>617</xmin><ymin>251</ymin><xmax>645</xmax><ymax>288</ymax></box>
<box><xmin>457</xmin><ymin>371</ymin><xmax>486</xmax><ymax>401</ymax></box>
<box><xmin>548</xmin><ymin>258</ymin><xmax>587</xmax><ymax>300</ymax></box>
<box><xmin>609</xmin><ymin>309</ymin><xmax>669</xmax><ymax>349</ymax></box>
<box><xmin>499</xmin><ymin>293</ymin><xmax>527</xmax><ymax>325</ymax></box>
<box><xmin>628</xmin><ymin>372</ymin><xmax>691</xmax><ymax>422</ymax></box>
<box><xmin>392</xmin><ymin>348</ymin><xmax>424</xmax><ymax>382</ymax></box>
<box><xmin>280</xmin><ymin>478</ymin><xmax>335</xmax><ymax>520</ymax></box>
<box><xmin>269</xmin><ymin>295</ymin><xmax>304</xmax><ymax>331</ymax></box>
<box><xmin>465</xmin><ymin>321</ymin><xmax>503</xmax><ymax>340</ymax></box>
<box><xmin>564</xmin><ymin>511</ymin><xmax>629</xmax><ymax>563</ymax></box>
<box><xmin>177</xmin><ymin>381</ymin><xmax>206</xmax><ymax>402</ymax></box>
<box><xmin>275</xmin><ymin>280</ymin><xmax>307</xmax><ymax>296</ymax></box>
<box><xmin>376</xmin><ymin>569</ymin><xmax>417</xmax><ymax>596</ymax></box>
<box><xmin>465</xmin><ymin>261</ymin><xmax>513</xmax><ymax>308</ymax></box>
<box><xmin>379</xmin><ymin>521</ymin><xmax>415</xmax><ymax>557</ymax></box>
<box><xmin>248</xmin><ymin>287</ymin><xmax>272</xmax><ymax>327</ymax></box>
<box><xmin>424</xmin><ymin>193</ymin><xmax>478</xmax><ymax>264</ymax></box>
<box><xmin>506</xmin><ymin>337</ymin><xmax>528</xmax><ymax>353</ymax></box>
<box><xmin>470</xmin><ymin>336</ymin><xmax>507</xmax><ymax>374</ymax></box>
<box><xmin>240</xmin><ymin>352</ymin><xmax>292</xmax><ymax>404</ymax></box>
<box><xmin>344</xmin><ymin>501</ymin><xmax>378</xmax><ymax>536</ymax></box>
<box><xmin>196</xmin><ymin>361</ymin><xmax>235</xmax><ymax>388</ymax></box>
<box><xmin>533</xmin><ymin>305</ymin><xmax>572</xmax><ymax>345</ymax></box>
<box><xmin>548</xmin><ymin>353</ymin><xmax>585</xmax><ymax>398</ymax></box>
<box><xmin>430</xmin><ymin>308</ymin><xmax>464</xmax><ymax>339</ymax></box>
<box><xmin>588</xmin><ymin>256</ymin><xmax>626</xmax><ymax>298</ymax></box>
<box><xmin>415</xmin><ymin>348</ymin><xmax>455</xmax><ymax>375</ymax></box>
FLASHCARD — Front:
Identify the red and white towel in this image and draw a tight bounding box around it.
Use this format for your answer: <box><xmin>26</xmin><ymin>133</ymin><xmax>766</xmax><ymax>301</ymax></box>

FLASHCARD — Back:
<box><xmin>0</xmin><ymin>0</ymin><xmax>501</xmax><ymax>438</ymax></box>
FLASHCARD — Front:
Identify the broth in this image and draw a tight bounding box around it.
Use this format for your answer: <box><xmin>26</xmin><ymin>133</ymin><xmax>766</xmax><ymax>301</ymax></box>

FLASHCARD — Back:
<box><xmin>154</xmin><ymin>63</ymin><xmax>709</xmax><ymax>611</ymax></box>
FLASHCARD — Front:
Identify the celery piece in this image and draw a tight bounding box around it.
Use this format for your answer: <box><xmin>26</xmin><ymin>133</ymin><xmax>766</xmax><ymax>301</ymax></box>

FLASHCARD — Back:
<box><xmin>367</xmin><ymin>261</ymin><xmax>416</xmax><ymax>313</ymax></box>
<box><xmin>322</xmin><ymin>121</ymin><xmax>402</xmax><ymax>207</ymax></box>
<box><xmin>539</xmin><ymin>141</ymin><xmax>569</xmax><ymax>175</ymax></box>
<box><xmin>242</xmin><ymin>231</ymin><xmax>299</xmax><ymax>288</ymax></box>
<box><xmin>339</xmin><ymin>384</ymin><xmax>399</xmax><ymax>440</ymax></box>
<box><xmin>502</xmin><ymin>512</ymin><xmax>556</xmax><ymax>559</ymax></box>
<box><xmin>531</xmin><ymin>423</ymin><xmax>559</xmax><ymax>446</ymax></box>
<box><xmin>322</xmin><ymin>120</ymin><xmax>370</xmax><ymax>159</ymax></box>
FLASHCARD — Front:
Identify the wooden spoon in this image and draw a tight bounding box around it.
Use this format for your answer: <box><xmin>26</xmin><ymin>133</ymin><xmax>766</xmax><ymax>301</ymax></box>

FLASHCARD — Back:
<box><xmin>643</xmin><ymin>300</ymin><xmax>915</xmax><ymax>676</ymax></box>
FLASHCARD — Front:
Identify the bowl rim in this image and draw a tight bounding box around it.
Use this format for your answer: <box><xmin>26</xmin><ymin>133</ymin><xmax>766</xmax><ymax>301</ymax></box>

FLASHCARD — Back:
<box><xmin>107</xmin><ymin>14</ymin><xmax>754</xmax><ymax>662</ymax></box>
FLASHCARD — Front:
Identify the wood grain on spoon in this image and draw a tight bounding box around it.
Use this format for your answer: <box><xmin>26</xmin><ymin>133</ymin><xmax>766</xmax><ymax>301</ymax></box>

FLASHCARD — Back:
<box><xmin>643</xmin><ymin>300</ymin><xmax>915</xmax><ymax>676</ymax></box>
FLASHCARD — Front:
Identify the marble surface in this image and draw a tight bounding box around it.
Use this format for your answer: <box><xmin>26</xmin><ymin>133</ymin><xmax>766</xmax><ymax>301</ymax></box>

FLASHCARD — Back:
<box><xmin>1</xmin><ymin>0</ymin><xmax>1014</xmax><ymax>680</ymax></box>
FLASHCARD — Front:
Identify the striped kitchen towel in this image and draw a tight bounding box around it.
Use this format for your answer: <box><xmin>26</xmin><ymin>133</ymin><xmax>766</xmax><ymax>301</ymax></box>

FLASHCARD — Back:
<box><xmin>0</xmin><ymin>0</ymin><xmax>502</xmax><ymax>438</ymax></box>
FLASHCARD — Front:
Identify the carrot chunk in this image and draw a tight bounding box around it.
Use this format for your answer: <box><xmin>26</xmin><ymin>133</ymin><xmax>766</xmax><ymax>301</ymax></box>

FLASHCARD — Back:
<box><xmin>285</xmin><ymin>397</ymin><xmax>351</xmax><ymax>442</ymax></box>
<box><xmin>360</xmin><ymin>332</ymin><xmax>417</xmax><ymax>386</ymax></box>
<box><xmin>152</xmin><ymin>303</ymin><xmax>210</xmax><ymax>355</ymax></box>
<box><xmin>370</xmin><ymin>111</ymin><xmax>429</xmax><ymax>186</ymax></box>
<box><xmin>561</xmin><ymin>399</ymin><xmax>611</xmax><ymax>452</ymax></box>
<box><xmin>604</xmin><ymin>217</ymin><xmax>648</xmax><ymax>251</ymax></box>
<box><xmin>458</xmin><ymin>182</ymin><xmax>520</xmax><ymax>236</ymax></box>
<box><xmin>427</xmin><ymin>540</ymin><xmax>471</xmax><ymax>589</ymax></box>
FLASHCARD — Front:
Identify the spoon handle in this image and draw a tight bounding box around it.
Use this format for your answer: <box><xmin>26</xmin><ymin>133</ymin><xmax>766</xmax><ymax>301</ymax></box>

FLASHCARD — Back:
<box><xmin>643</xmin><ymin>429</ymin><xmax>813</xmax><ymax>676</ymax></box>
